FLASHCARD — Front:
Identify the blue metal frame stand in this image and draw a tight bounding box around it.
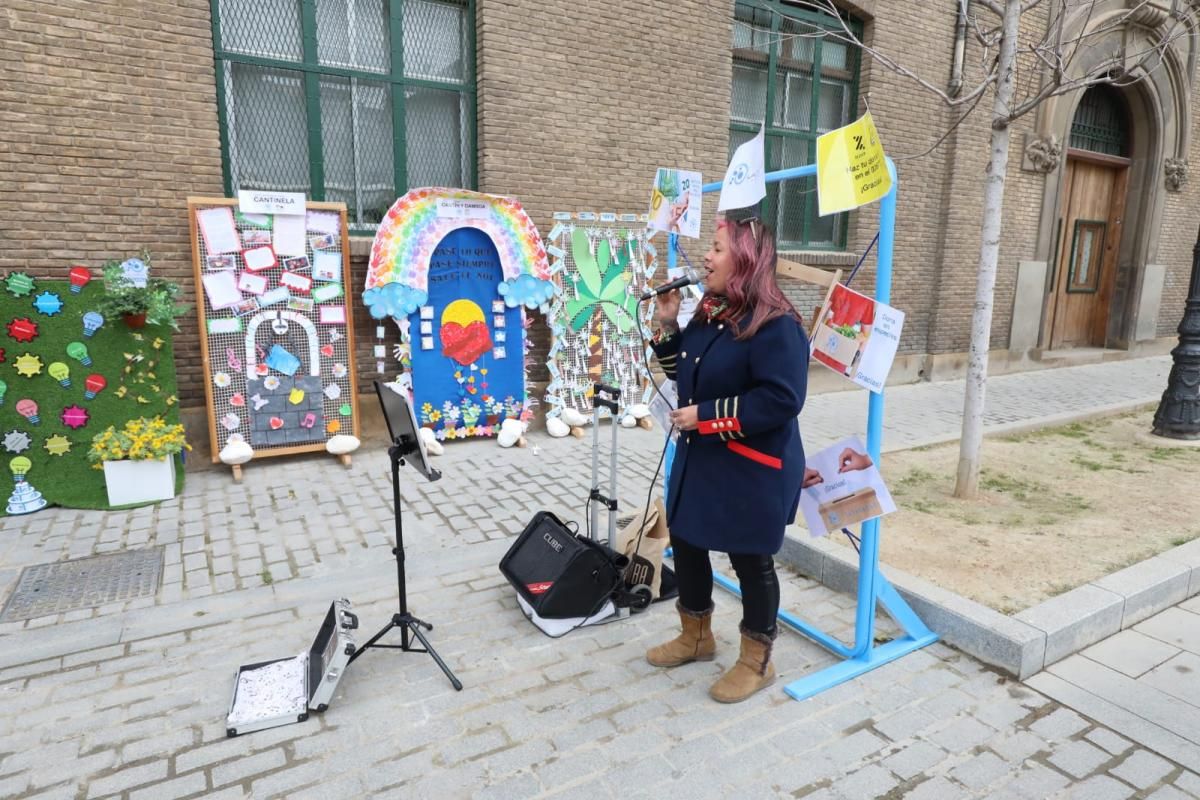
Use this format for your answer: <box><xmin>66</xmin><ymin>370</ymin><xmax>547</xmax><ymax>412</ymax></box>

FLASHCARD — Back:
<box><xmin>661</xmin><ymin>159</ymin><xmax>937</xmax><ymax>702</ymax></box>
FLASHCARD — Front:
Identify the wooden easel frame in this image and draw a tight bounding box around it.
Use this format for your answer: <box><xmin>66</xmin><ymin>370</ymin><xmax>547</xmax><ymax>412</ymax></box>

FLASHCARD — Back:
<box><xmin>187</xmin><ymin>197</ymin><xmax>361</xmax><ymax>481</ymax></box>
<box><xmin>777</xmin><ymin>257</ymin><xmax>843</xmax><ymax>336</ymax></box>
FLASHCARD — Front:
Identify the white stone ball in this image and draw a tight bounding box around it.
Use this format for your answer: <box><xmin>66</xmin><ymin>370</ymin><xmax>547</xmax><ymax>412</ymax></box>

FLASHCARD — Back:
<box><xmin>419</xmin><ymin>427</ymin><xmax>444</xmax><ymax>455</ymax></box>
<box><xmin>325</xmin><ymin>435</ymin><xmax>361</xmax><ymax>455</ymax></box>
<box><xmin>218</xmin><ymin>441</ymin><xmax>254</xmax><ymax>465</ymax></box>
<box><xmin>561</xmin><ymin>408</ymin><xmax>589</xmax><ymax>427</ymax></box>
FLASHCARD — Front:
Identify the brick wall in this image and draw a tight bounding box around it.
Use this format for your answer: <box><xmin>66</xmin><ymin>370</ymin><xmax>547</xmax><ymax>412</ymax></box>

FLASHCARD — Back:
<box><xmin>3</xmin><ymin>0</ymin><xmax>1191</xmax><ymax>422</ymax></box>
<box><xmin>474</xmin><ymin>0</ymin><xmax>733</xmax><ymax>380</ymax></box>
<box><xmin>0</xmin><ymin>1</ymin><xmax>224</xmax><ymax>407</ymax></box>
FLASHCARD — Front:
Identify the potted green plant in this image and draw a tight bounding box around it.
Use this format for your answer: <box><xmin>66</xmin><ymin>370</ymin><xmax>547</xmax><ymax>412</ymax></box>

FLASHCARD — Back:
<box><xmin>88</xmin><ymin>417</ymin><xmax>189</xmax><ymax>506</ymax></box>
<box><xmin>92</xmin><ymin>251</ymin><xmax>190</xmax><ymax>330</ymax></box>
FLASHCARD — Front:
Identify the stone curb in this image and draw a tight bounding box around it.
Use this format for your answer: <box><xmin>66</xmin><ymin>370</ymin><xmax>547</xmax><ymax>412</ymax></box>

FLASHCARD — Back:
<box><xmin>777</xmin><ymin>533</ymin><xmax>1200</xmax><ymax>680</ymax></box>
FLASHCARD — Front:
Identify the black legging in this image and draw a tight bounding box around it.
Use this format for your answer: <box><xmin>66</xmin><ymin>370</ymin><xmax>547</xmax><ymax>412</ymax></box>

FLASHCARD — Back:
<box><xmin>670</xmin><ymin>533</ymin><xmax>780</xmax><ymax>636</ymax></box>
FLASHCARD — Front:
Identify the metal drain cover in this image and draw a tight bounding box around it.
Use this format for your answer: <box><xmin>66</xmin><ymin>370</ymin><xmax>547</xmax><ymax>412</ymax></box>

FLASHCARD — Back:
<box><xmin>0</xmin><ymin>548</ymin><xmax>164</xmax><ymax>622</ymax></box>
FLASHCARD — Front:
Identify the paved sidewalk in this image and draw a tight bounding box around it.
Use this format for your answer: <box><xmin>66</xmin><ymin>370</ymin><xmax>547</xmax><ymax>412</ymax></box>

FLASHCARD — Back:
<box><xmin>1029</xmin><ymin>596</ymin><xmax>1200</xmax><ymax>775</ymax></box>
<box><xmin>0</xmin><ymin>354</ymin><xmax>1193</xmax><ymax>799</ymax></box>
<box><xmin>0</xmin><ymin>355</ymin><xmax>1173</xmax><ymax>634</ymax></box>
<box><xmin>3</xmin><ymin>539</ymin><xmax>1199</xmax><ymax>799</ymax></box>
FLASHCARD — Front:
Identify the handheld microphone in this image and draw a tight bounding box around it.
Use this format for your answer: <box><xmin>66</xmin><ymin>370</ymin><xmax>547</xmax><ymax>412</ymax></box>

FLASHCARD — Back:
<box><xmin>641</xmin><ymin>268</ymin><xmax>700</xmax><ymax>300</ymax></box>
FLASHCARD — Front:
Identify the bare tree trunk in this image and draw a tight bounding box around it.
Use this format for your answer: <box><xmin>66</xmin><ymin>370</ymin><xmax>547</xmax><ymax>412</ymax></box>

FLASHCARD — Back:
<box><xmin>954</xmin><ymin>0</ymin><xmax>1021</xmax><ymax>499</ymax></box>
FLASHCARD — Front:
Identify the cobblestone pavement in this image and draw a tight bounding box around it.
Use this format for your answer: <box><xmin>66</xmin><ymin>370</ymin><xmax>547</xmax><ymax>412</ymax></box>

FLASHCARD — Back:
<box><xmin>0</xmin><ymin>354</ymin><xmax>1194</xmax><ymax>798</ymax></box>
<box><xmin>2</xmin><ymin>541</ymin><xmax>1199</xmax><ymax>799</ymax></box>
<box><xmin>0</xmin><ymin>356</ymin><xmax>1171</xmax><ymax>634</ymax></box>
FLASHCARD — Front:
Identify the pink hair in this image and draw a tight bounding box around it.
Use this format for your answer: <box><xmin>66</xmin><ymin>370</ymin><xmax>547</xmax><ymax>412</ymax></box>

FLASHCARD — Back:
<box><xmin>716</xmin><ymin>218</ymin><xmax>803</xmax><ymax>340</ymax></box>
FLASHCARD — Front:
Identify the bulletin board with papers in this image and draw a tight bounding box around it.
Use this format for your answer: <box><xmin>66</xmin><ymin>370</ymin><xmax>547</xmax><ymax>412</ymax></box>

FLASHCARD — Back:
<box><xmin>187</xmin><ymin>197</ymin><xmax>361</xmax><ymax>466</ymax></box>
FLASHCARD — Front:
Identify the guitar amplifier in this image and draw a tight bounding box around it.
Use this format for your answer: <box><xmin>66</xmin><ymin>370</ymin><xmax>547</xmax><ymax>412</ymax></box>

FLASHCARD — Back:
<box><xmin>499</xmin><ymin>511</ymin><xmax>629</xmax><ymax>620</ymax></box>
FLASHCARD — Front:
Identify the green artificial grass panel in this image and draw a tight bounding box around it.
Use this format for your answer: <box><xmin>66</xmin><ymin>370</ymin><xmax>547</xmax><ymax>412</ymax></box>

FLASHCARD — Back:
<box><xmin>0</xmin><ymin>279</ymin><xmax>182</xmax><ymax>513</ymax></box>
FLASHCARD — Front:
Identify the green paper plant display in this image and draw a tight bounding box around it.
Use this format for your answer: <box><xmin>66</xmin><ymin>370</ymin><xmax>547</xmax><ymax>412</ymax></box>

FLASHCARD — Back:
<box><xmin>91</xmin><ymin>252</ymin><xmax>191</xmax><ymax>331</ymax></box>
<box><xmin>0</xmin><ymin>276</ymin><xmax>183</xmax><ymax>513</ymax></box>
<box><xmin>565</xmin><ymin>229</ymin><xmax>639</xmax><ymax>385</ymax></box>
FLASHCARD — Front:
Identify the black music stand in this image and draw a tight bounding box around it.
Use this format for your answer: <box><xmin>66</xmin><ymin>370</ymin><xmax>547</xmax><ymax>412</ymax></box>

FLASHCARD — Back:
<box><xmin>348</xmin><ymin>381</ymin><xmax>462</xmax><ymax>691</ymax></box>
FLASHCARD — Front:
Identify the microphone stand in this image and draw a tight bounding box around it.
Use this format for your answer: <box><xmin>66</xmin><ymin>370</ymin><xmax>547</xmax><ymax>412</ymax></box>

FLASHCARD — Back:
<box><xmin>347</xmin><ymin>432</ymin><xmax>462</xmax><ymax>691</ymax></box>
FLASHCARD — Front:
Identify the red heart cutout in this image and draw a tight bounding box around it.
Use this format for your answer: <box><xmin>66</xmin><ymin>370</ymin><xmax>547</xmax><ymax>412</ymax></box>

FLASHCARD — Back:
<box><xmin>320</xmin><ymin>344</ymin><xmax>334</xmax><ymax>357</ymax></box>
<box><xmin>230</xmin><ymin>393</ymin><xmax>245</xmax><ymax>407</ymax></box>
<box><xmin>269</xmin><ymin>417</ymin><xmax>284</xmax><ymax>430</ymax></box>
<box><xmin>440</xmin><ymin>320</ymin><xmax>492</xmax><ymax>366</ymax></box>
<box><xmin>255</xmin><ymin>363</ymin><xmax>269</xmax><ymax>377</ymax></box>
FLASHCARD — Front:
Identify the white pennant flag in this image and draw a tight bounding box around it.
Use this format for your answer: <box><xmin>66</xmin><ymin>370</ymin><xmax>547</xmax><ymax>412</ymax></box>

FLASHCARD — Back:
<box><xmin>718</xmin><ymin>126</ymin><xmax>766</xmax><ymax>212</ymax></box>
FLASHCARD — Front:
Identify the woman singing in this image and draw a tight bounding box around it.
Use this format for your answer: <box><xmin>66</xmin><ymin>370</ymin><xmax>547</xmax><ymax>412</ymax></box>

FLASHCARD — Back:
<box><xmin>646</xmin><ymin>216</ymin><xmax>809</xmax><ymax>703</ymax></box>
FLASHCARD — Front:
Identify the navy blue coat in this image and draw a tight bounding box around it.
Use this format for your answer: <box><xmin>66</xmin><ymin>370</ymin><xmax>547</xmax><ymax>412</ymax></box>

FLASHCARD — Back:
<box><xmin>653</xmin><ymin>311</ymin><xmax>808</xmax><ymax>555</ymax></box>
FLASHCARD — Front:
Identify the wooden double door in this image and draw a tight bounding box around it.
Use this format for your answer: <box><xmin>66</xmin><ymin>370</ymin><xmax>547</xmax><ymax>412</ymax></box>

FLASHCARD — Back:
<box><xmin>1047</xmin><ymin>152</ymin><xmax>1129</xmax><ymax>349</ymax></box>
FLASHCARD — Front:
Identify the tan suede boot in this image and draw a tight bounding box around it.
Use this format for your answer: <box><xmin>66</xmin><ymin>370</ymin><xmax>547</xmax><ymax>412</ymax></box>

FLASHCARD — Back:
<box><xmin>645</xmin><ymin>602</ymin><xmax>716</xmax><ymax>667</ymax></box>
<box><xmin>709</xmin><ymin>625</ymin><xmax>776</xmax><ymax>703</ymax></box>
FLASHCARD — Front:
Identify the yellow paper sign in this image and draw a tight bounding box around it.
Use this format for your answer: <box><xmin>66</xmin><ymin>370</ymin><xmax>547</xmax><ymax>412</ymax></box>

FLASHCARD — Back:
<box><xmin>816</xmin><ymin>112</ymin><xmax>891</xmax><ymax>217</ymax></box>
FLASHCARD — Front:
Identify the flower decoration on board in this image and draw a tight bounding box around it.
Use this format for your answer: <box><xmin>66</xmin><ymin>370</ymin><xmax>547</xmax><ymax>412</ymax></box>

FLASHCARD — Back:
<box><xmin>5</xmin><ymin>273</ymin><xmax>35</xmax><ymax>298</ymax></box>
<box><xmin>3</xmin><ymin>430</ymin><xmax>31</xmax><ymax>454</ymax></box>
<box><xmin>32</xmin><ymin>291</ymin><xmax>64</xmax><ymax>317</ymax></box>
<box><xmin>43</xmin><ymin>435</ymin><xmax>71</xmax><ymax>457</ymax></box>
<box><xmin>7</xmin><ymin>318</ymin><xmax>38</xmax><ymax>344</ymax></box>
<box><xmin>60</xmin><ymin>405</ymin><xmax>89</xmax><ymax>430</ymax></box>
<box><xmin>13</xmin><ymin>353</ymin><xmax>42</xmax><ymax>378</ymax></box>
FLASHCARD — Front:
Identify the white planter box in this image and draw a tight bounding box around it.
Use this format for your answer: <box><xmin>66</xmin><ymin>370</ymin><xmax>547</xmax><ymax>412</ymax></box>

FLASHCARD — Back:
<box><xmin>102</xmin><ymin>457</ymin><xmax>177</xmax><ymax>506</ymax></box>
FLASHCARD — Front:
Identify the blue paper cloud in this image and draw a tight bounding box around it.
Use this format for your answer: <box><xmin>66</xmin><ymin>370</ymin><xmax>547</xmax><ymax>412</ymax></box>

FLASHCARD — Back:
<box><xmin>497</xmin><ymin>275</ymin><xmax>557</xmax><ymax>310</ymax></box>
<box><xmin>362</xmin><ymin>283</ymin><xmax>429</xmax><ymax>320</ymax></box>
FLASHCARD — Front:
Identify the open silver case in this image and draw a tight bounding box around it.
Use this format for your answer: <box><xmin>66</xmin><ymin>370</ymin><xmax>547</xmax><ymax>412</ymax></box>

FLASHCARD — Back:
<box><xmin>226</xmin><ymin>598</ymin><xmax>358</xmax><ymax>737</ymax></box>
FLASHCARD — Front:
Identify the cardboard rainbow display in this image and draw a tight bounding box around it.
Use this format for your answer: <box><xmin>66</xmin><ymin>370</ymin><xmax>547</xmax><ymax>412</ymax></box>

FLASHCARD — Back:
<box><xmin>364</xmin><ymin>189</ymin><xmax>556</xmax><ymax>441</ymax></box>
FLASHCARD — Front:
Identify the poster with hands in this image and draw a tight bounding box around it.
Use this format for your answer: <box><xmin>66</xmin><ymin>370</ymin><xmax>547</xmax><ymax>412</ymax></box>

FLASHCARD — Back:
<box><xmin>797</xmin><ymin>436</ymin><xmax>897</xmax><ymax>537</ymax></box>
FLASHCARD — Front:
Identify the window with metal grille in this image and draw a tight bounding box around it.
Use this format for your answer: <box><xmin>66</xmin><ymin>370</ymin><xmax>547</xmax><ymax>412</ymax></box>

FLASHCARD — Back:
<box><xmin>211</xmin><ymin>0</ymin><xmax>475</xmax><ymax>230</ymax></box>
<box><xmin>730</xmin><ymin>0</ymin><xmax>861</xmax><ymax>251</ymax></box>
<box><xmin>1069</xmin><ymin>85</ymin><xmax>1128</xmax><ymax>157</ymax></box>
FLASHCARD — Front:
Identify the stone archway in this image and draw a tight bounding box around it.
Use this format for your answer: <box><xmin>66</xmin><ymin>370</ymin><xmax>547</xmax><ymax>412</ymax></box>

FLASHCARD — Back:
<box><xmin>1024</xmin><ymin>2</ymin><xmax>1197</xmax><ymax>350</ymax></box>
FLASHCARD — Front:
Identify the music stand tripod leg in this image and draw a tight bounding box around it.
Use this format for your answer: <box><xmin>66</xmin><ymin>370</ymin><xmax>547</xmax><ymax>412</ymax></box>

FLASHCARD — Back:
<box><xmin>346</xmin><ymin>429</ymin><xmax>462</xmax><ymax>691</ymax></box>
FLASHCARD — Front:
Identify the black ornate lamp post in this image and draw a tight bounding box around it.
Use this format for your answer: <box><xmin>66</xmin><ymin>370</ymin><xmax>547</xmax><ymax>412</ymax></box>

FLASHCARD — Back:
<box><xmin>1152</xmin><ymin>225</ymin><xmax>1200</xmax><ymax>439</ymax></box>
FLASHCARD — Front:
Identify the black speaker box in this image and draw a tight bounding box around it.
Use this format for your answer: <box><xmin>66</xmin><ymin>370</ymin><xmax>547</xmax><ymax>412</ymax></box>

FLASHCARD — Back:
<box><xmin>499</xmin><ymin>511</ymin><xmax>628</xmax><ymax>619</ymax></box>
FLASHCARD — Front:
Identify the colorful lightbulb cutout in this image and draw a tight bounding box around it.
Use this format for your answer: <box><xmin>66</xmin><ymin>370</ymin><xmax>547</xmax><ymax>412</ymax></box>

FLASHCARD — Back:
<box><xmin>82</xmin><ymin>311</ymin><xmax>104</xmax><ymax>338</ymax></box>
<box><xmin>6</xmin><ymin>455</ymin><xmax>46</xmax><ymax>514</ymax></box>
<box><xmin>66</xmin><ymin>341</ymin><xmax>92</xmax><ymax>367</ymax></box>
<box><xmin>10</xmin><ymin>456</ymin><xmax>31</xmax><ymax>480</ymax></box>
<box><xmin>16</xmin><ymin>399</ymin><xmax>39</xmax><ymax>425</ymax></box>
<box><xmin>83</xmin><ymin>374</ymin><xmax>107</xmax><ymax>400</ymax></box>
<box><xmin>48</xmin><ymin>362</ymin><xmax>70</xmax><ymax>388</ymax></box>
<box><xmin>68</xmin><ymin>265</ymin><xmax>92</xmax><ymax>294</ymax></box>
